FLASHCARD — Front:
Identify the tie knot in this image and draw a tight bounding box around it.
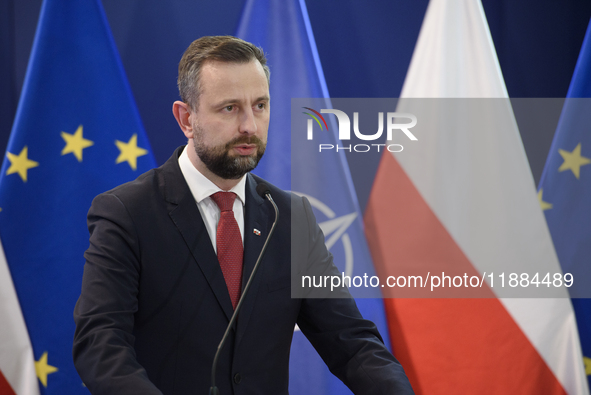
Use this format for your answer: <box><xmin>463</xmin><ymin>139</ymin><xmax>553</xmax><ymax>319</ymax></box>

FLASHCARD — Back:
<box><xmin>211</xmin><ymin>191</ymin><xmax>237</xmax><ymax>212</ymax></box>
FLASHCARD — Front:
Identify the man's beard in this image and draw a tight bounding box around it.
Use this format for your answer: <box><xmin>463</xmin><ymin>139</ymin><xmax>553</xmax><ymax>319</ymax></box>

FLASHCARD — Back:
<box><xmin>193</xmin><ymin>130</ymin><xmax>266</xmax><ymax>180</ymax></box>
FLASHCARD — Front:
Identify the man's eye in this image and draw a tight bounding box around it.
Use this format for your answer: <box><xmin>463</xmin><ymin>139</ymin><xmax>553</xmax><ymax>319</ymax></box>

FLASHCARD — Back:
<box><xmin>257</xmin><ymin>103</ymin><xmax>266</xmax><ymax>109</ymax></box>
<box><xmin>224</xmin><ymin>105</ymin><xmax>234</xmax><ymax>111</ymax></box>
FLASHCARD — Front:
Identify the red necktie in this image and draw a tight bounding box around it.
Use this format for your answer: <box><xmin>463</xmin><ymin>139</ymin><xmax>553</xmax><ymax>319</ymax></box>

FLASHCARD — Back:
<box><xmin>211</xmin><ymin>192</ymin><xmax>243</xmax><ymax>309</ymax></box>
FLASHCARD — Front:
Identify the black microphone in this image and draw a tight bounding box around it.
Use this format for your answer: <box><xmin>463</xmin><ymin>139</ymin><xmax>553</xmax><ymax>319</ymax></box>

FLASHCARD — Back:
<box><xmin>255</xmin><ymin>183</ymin><xmax>271</xmax><ymax>199</ymax></box>
<box><xmin>209</xmin><ymin>183</ymin><xmax>279</xmax><ymax>395</ymax></box>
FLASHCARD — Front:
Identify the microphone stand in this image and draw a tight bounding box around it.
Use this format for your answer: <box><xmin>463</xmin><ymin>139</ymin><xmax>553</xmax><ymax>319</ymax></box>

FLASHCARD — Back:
<box><xmin>209</xmin><ymin>188</ymin><xmax>279</xmax><ymax>395</ymax></box>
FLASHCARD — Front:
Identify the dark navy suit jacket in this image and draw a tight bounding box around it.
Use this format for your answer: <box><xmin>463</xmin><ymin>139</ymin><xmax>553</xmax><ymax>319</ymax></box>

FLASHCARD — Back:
<box><xmin>73</xmin><ymin>146</ymin><xmax>413</xmax><ymax>394</ymax></box>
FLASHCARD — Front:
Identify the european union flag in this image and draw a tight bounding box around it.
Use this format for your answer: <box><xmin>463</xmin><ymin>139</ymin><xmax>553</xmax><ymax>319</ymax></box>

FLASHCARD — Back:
<box><xmin>237</xmin><ymin>1</ymin><xmax>391</xmax><ymax>393</ymax></box>
<box><xmin>0</xmin><ymin>0</ymin><xmax>156</xmax><ymax>393</ymax></box>
<box><xmin>538</xmin><ymin>18</ymin><xmax>591</xmax><ymax>389</ymax></box>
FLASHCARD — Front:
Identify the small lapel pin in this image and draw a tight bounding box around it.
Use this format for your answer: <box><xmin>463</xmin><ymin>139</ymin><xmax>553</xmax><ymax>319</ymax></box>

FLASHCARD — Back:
<box><xmin>253</xmin><ymin>229</ymin><xmax>261</xmax><ymax>236</ymax></box>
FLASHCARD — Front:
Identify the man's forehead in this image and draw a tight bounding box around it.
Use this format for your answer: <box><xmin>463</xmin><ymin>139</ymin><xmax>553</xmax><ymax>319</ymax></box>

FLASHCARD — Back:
<box><xmin>198</xmin><ymin>60</ymin><xmax>269</xmax><ymax>102</ymax></box>
<box><xmin>200</xmin><ymin>59</ymin><xmax>267</xmax><ymax>84</ymax></box>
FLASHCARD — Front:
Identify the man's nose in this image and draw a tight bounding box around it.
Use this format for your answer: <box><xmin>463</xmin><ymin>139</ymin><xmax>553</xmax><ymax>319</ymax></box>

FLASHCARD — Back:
<box><xmin>239</xmin><ymin>108</ymin><xmax>257</xmax><ymax>135</ymax></box>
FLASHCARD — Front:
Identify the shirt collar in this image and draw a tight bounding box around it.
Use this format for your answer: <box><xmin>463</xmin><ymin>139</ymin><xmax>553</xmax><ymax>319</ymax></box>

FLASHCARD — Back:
<box><xmin>178</xmin><ymin>146</ymin><xmax>246</xmax><ymax>206</ymax></box>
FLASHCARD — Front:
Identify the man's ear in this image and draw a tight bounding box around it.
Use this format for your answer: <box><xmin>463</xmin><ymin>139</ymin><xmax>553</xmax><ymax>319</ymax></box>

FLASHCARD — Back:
<box><xmin>172</xmin><ymin>101</ymin><xmax>194</xmax><ymax>138</ymax></box>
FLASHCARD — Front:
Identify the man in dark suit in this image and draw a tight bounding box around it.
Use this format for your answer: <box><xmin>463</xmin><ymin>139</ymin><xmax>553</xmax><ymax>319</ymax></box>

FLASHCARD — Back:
<box><xmin>73</xmin><ymin>36</ymin><xmax>413</xmax><ymax>394</ymax></box>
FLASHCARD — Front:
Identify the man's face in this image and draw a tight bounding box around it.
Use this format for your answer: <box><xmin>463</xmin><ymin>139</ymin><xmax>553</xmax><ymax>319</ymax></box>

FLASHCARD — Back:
<box><xmin>189</xmin><ymin>60</ymin><xmax>270</xmax><ymax>180</ymax></box>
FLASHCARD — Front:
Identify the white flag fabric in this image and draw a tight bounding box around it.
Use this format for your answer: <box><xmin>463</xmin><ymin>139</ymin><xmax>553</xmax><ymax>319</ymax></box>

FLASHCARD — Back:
<box><xmin>365</xmin><ymin>0</ymin><xmax>589</xmax><ymax>393</ymax></box>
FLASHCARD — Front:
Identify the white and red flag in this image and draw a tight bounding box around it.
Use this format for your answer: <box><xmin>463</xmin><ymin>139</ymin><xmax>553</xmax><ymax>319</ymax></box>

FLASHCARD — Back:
<box><xmin>364</xmin><ymin>0</ymin><xmax>589</xmax><ymax>393</ymax></box>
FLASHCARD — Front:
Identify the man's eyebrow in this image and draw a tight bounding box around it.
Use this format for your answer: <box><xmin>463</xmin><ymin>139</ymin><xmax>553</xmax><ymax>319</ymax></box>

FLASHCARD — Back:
<box><xmin>213</xmin><ymin>95</ymin><xmax>270</xmax><ymax>108</ymax></box>
<box><xmin>212</xmin><ymin>99</ymin><xmax>238</xmax><ymax>108</ymax></box>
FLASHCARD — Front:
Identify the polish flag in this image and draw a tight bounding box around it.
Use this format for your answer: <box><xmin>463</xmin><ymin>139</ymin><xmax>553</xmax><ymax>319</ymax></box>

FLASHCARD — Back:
<box><xmin>0</xmin><ymin>240</ymin><xmax>39</xmax><ymax>395</ymax></box>
<box><xmin>364</xmin><ymin>0</ymin><xmax>589</xmax><ymax>393</ymax></box>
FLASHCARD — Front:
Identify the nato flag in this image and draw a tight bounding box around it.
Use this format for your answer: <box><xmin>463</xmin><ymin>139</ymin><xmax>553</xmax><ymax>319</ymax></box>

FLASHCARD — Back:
<box><xmin>237</xmin><ymin>1</ymin><xmax>392</xmax><ymax>393</ymax></box>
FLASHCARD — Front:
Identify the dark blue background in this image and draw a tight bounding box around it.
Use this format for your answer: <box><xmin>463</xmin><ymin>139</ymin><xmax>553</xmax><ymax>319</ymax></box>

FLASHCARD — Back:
<box><xmin>2</xmin><ymin>0</ymin><xmax>590</xmax><ymax>210</ymax></box>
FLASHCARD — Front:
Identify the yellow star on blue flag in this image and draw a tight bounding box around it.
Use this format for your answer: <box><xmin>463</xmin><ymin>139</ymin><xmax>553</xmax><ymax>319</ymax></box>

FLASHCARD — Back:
<box><xmin>115</xmin><ymin>134</ymin><xmax>148</xmax><ymax>170</ymax></box>
<box><xmin>558</xmin><ymin>142</ymin><xmax>591</xmax><ymax>179</ymax></box>
<box><xmin>35</xmin><ymin>351</ymin><xmax>58</xmax><ymax>388</ymax></box>
<box><xmin>61</xmin><ymin>125</ymin><xmax>94</xmax><ymax>162</ymax></box>
<box><xmin>6</xmin><ymin>146</ymin><xmax>39</xmax><ymax>182</ymax></box>
<box><xmin>537</xmin><ymin>189</ymin><xmax>552</xmax><ymax>211</ymax></box>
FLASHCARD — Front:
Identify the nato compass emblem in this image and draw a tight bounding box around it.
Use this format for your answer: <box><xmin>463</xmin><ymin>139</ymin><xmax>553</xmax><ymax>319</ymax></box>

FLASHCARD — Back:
<box><xmin>292</xmin><ymin>191</ymin><xmax>357</xmax><ymax>277</ymax></box>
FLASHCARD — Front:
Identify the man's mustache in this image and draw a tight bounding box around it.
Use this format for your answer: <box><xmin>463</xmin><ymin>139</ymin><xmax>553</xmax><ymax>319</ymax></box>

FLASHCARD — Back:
<box><xmin>224</xmin><ymin>136</ymin><xmax>266</xmax><ymax>150</ymax></box>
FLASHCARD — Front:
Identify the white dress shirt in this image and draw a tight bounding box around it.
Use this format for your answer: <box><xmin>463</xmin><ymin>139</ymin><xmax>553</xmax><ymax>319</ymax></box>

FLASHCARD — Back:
<box><xmin>178</xmin><ymin>146</ymin><xmax>246</xmax><ymax>253</ymax></box>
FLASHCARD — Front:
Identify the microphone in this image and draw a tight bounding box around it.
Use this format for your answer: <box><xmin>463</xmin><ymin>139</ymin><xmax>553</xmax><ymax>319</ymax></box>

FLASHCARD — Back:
<box><xmin>255</xmin><ymin>183</ymin><xmax>271</xmax><ymax>198</ymax></box>
<box><xmin>209</xmin><ymin>183</ymin><xmax>279</xmax><ymax>395</ymax></box>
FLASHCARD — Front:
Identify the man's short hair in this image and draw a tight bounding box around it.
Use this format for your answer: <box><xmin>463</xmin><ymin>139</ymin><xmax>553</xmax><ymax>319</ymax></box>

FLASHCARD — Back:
<box><xmin>177</xmin><ymin>35</ymin><xmax>270</xmax><ymax>110</ymax></box>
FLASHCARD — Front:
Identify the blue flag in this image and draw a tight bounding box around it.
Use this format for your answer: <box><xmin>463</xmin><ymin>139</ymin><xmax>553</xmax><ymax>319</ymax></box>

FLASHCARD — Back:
<box><xmin>538</xmin><ymin>18</ymin><xmax>591</xmax><ymax>389</ymax></box>
<box><xmin>0</xmin><ymin>0</ymin><xmax>156</xmax><ymax>393</ymax></box>
<box><xmin>236</xmin><ymin>1</ymin><xmax>391</xmax><ymax>393</ymax></box>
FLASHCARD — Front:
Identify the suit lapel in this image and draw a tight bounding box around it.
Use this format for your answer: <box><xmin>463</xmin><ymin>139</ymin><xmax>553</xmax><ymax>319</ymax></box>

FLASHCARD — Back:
<box><xmin>160</xmin><ymin>148</ymin><xmax>234</xmax><ymax>321</ymax></box>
